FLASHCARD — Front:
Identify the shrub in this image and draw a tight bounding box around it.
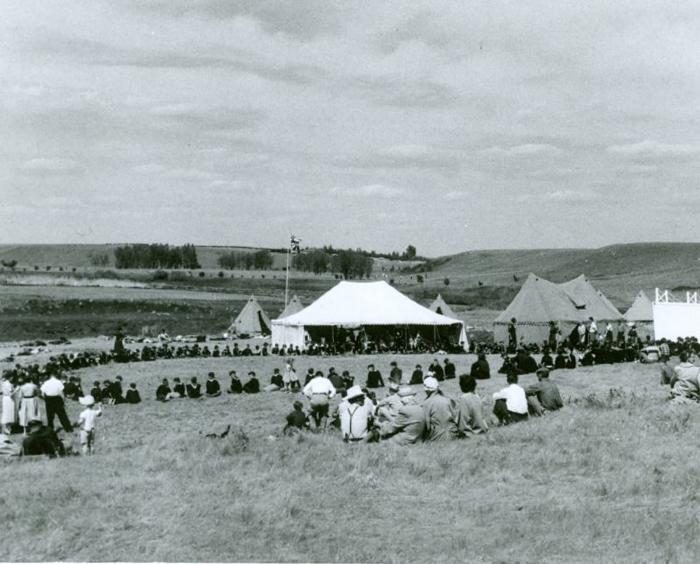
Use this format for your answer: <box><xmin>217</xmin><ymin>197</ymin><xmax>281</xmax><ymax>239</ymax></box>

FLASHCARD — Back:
<box><xmin>443</xmin><ymin>277</ymin><xmax>450</xmax><ymax>286</ymax></box>
<box><xmin>198</xmin><ymin>271</ymin><xmax>206</xmax><ymax>278</ymax></box>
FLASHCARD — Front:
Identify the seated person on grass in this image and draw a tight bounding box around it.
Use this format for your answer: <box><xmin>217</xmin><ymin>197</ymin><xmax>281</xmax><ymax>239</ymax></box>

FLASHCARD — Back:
<box><xmin>187</xmin><ymin>377</ymin><xmax>202</xmax><ymax>399</ymax></box>
<box><xmin>525</xmin><ymin>367</ymin><xmax>563</xmax><ymax>416</ymax></box>
<box><xmin>171</xmin><ymin>377</ymin><xmax>186</xmax><ymax>398</ymax></box>
<box><xmin>205</xmin><ymin>372</ymin><xmax>221</xmax><ymax>397</ymax></box>
<box><xmin>22</xmin><ymin>420</ymin><xmax>65</xmax><ymax>458</ymax></box>
<box><xmin>156</xmin><ymin>379</ymin><xmax>171</xmax><ymax>402</ymax></box>
<box><xmin>125</xmin><ymin>383</ymin><xmax>141</xmax><ymax>404</ymax></box>
<box><xmin>228</xmin><ymin>371</ymin><xmax>243</xmax><ymax>394</ymax></box>
<box><xmin>242</xmin><ymin>372</ymin><xmax>260</xmax><ymax>394</ymax></box>
<box><xmin>492</xmin><ymin>372</ymin><xmax>528</xmax><ymax>425</ymax></box>
<box><xmin>380</xmin><ymin>387</ymin><xmax>425</xmax><ymax>445</ymax></box>
<box><xmin>457</xmin><ymin>374</ymin><xmax>489</xmax><ymax>435</ymax></box>
<box><xmin>283</xmin><ymin>400</ymin><xmax>310</xmax><ymax>436</ymax></box>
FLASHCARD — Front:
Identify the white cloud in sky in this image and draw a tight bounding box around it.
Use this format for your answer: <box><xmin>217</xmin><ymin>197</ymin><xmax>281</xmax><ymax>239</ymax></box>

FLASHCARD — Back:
<box><xmin>606</xmin><ymin>140</ymin><xmax>700</xmax><ymax>158</ymax></box>
<box><xmin>20</xmin><ymin>158</ymin><xmax>84</xmax><ymax>175</ymax></box>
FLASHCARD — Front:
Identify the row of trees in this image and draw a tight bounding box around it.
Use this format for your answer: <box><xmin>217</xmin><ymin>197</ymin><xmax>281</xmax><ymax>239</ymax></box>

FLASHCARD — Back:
<box><xmin>114</xmin><ymin>244</ymin><xmax>200</xmax><ymax>269</ymax></box>
<box><xmin>293</xmin><ymin>249</ymin><xmax>373</xmax><ymax>279</ymax></box>
<box><xmin>218</xmin><ymin>250</ymin><xmax>274</xmax><ymax>270</ymax></box>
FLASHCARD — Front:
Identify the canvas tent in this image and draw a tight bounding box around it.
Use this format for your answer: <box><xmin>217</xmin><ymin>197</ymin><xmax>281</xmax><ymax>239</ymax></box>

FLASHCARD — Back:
<box><xmin>228</xmin><ymin>295</ymin><xmax>271</xmax><ymax>336</ymax></box>
<box><xmin>429</xmin><ymin>294</ymin><xmax>458</xmax><ymax>320</ymax></box>
<box><xmin>271</xmin><ymin>281</ymin><xmax>468</xmax><ymax>351</ymax></box>
<box><xmin>278</xmin><ymin>295</ymin><xmax>304</xmax><ymax>318</ymax></box>
<box><xmin>494</xmin><ymin>273</ymin><xmax>623</xmax><ymax>345</ymax></box>
<box><xmin>624</xmin><ymin>290</ymin><xmax>654</xmax><ymax>340</ymax></box>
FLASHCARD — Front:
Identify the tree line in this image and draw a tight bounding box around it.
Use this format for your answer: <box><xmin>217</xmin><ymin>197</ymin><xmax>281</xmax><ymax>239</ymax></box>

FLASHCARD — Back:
<box><xmin>217</xmin><ymin>250</ymin><xmax>274</xmax><ymax>270</ymax></box>
<box><xmin>114</xmin><ymin>244</ymin><xmax>200</xmax><ymax>269</ymax></box>
<box><xmin>293</xmin><ymin>248</ymin><xmax>373</xmax><ymax>279</ymax></box>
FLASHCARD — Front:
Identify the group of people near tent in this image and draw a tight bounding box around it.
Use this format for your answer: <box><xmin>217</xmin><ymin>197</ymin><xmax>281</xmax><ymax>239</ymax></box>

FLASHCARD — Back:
<box><xmin>282</xmin><ymin>360</ymin><xmax>564</xmax><ymax>443</ymax></box>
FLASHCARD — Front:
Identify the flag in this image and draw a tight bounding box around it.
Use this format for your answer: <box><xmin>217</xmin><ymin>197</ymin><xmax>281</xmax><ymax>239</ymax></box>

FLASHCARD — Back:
<box><xmin>290</xmin><ymin>235</ymin><xmax>301</xmax><ymax>254</ymax></box>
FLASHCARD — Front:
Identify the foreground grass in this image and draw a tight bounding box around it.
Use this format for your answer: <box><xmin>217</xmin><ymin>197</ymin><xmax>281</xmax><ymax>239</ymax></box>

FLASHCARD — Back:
<box><xmin>1</xmin><ymin>355</ymin><xmax>699</xmax><ymax>562</ymax></box>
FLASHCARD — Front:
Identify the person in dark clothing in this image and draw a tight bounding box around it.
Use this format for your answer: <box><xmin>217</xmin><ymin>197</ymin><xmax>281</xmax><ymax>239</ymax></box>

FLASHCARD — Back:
<box><xmin>270</xmin><ymin>369</ymin><xmax>284</xmax><ymax>389</ymax></box>
<box><xmin>22</xmin><ymin>420</ymin><xmax>65</xmax><ymax>458</ymax></box>
<box><xmin>283</xmin><ymin>400</ymin><xmax>310</xmax><ymax>435</ymax></box>
<box><xmin>172</xmin><ymin>377</ymin><xmax>186</xmax><ymax>397</ymax></box>
<box><xmin>156</xmin><ymin>379</ymin><xmax>171</xmax><ymax>402</ymax></box>
<box><xmin>548</xmin><ymin>321</ymin><xmax>559</xmax><ymax>351</ymax></box>
<box><xmin>110</xmin><ymin>376</ymin><xmax>125</xmax><ymax>404</ymax></box>
<box><xmin>388</xmin><ymin>362</ymin><xmax>403</xmax><ymax>385</ymax></box>
<box><xmin>470</xmin><ymin>353</ymin><xmax>491</xmax><ymax>380</ymax></box>
<box><xmin>365</xmin><ymin>364</ymin><xmax>384</xmax><ymax>388</ymax></box>
<box><xmin>541</xmin><ymin>349</ymin><xmax>554</xmax><ymax>369</ymax></box>
<box><xmin>228</xmin><ymin>371</ymin><xmax>243</xmax><ymax>394</ymax></box>
<box><xmin>507</xmin><ymin>318</ymin><xmax>517</xmax><ymax>352</ymax></box>
<box><xmin>444</xmin><ymin>359</ymin><xmax>456</xmax><ymax>380</ymax></box>
<box><xmin>187</xmin><ymin>377</ymin><xmax>202</xmax><ymax>399</ymax></box>
<box><xmin>515</xmin><ymin>349</ymin><xmax>538</xmax><ymax>374</ymax></box>
<box><xmin>90</xmin><ymin>381</ymin><xmax>102</xmax><ymax>404</ymax></box>
<box><xmin>526</xmin><ymin>367</ymin><xmax>563</xmax><ymax>416</ymax></box>
<box><xmin>304</xmin><ymin>368</ymin><xmax>315</xmax><ymax>386</ymax></box>
<box><xmin>243</xmin><ymin>371</ymin><xmax>260</xmax><ymax>394</ymax></box>
<box><xmin>113</xmin><ymin>326</ymin><xmax>125</xmax><ymax>356</ymax></box>
<box><xmin>328</xmin><ymin>368</ymin><xmax>344</xmax><ymax>391</ymax></box>
<box><xmin>341</xmin><ymin>370</ymin><xmax>354</xmax><ymax>391</ymax></box>
<box><xmin>566</xmin><ymin>351</ymin><xmax>577</xmax><ymax>369</ymax></box>
<box><xmin>125</xmin><ymin>383</ymin><xmax>141</xmax><ymax>404</ymax></box>
<box><xmin>554</xmin><ymin>350</ymin><xmax>568</xmax><ymax>369</ymax></box>
<box><xmin>205</xmin><ymin>372</ymin><xmax>221</xmax><ymax>397</ymax></box>
<box><xmin>429</xmin><ymin>359</ymin><xmax>445</xmax><ymax>381</ymax></box>
<box><xmin>409</xmin><ymin>364</ymin><xmax>424</xmax><ymax>385</ymax></box>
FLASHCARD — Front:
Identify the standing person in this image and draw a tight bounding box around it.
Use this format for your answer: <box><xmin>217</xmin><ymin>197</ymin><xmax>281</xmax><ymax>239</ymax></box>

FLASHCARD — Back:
<box><xmin>113</xmin><ymin>326</ymin><xmax>126</xmax><ymax>356</ymax></box>
<box><xmin>283</xmin><ymin>359</ymin><xmax>299</xmax><ymax>392</ymax></box>
<box><xmin>1</xmin><ymin>373</ymin><xmax>16</xmax><ymax>434</ymax></box>
<box><xmin>302</xmin><ymin>371</ymin><xmax>336</xmax><ymax>430</ymax></box>
<box><xmin>588</xmin><ymin>318</ymin><xmax>598</xmax><ymax>346</ymax></box>
<box><xmin>508</xmin><ymin>318</ymin><xmax>518</xmax><ymax>353</ymax></box>
<box><xmin>604</xmin><ymin>322</ymin><xmax>614</xmax><ymax>345</ymax></box>
<box><xmin>18</xmin><ymin>377</ymin><xmax>40</xmax><ymax>435</ymax></box>
<box><xmin>40</xmin><ymin>374</ymin><xmax>74</xmax><ymax>432</ymax></box>
<box><xmin>548</xmin><ymin>321</ymin><xmax>559</xmax><ymax>351</ymax></box>
<box><xmin>365</xmin><ymin>364</ymin><xmax>384</xmax><ymax>388</ymax></box>
<box><xmin>78</xmin><ymin>395</ymin><xmax>102</xmax><ymax>455</ymax></box>
<box><xmin>457</xmin><ymin>374</ymin><xmax>489</xmax><ymax>435</ymax></box>
<box><xmin>421</xmin><ymin>377</ymin><xmax>460</xmax><ymax>441</ymax></box>
<box><xmin>576</xmin><ymin>323</ymin><xmax>587</xmax><ymax>349</ymax></box>
<box><xmin>616</xmin><ymin>321</ymin><xmax>626</xmax><ymax>347</ymax></box>
<box><xmin>492</xmin><ymin>372</ymin><xmax>528</xmax><ymax>425</ymax></box>
<box><xmin>338</xmin><ymin>386</ymin><xmax>375</xmax><ymax>443</ymax></box>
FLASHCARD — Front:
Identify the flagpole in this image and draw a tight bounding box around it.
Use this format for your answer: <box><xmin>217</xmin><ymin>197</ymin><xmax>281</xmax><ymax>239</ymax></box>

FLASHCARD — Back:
<box><xmin>285</xmin><ymin>244</ymin><xmax>290</xmax><ymax>309</ymax></box>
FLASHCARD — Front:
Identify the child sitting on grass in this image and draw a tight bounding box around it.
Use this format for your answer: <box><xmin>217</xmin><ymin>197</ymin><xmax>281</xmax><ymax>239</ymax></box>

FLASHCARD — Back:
<box><xmin>283</xmin><ymin>401</ymin><xmax>309</xmax><ymax>436</ymax></box>
<box><xmin>78</xmin><ymin>395</ymin><xmax>102</xmax><ymax>455</ymax></box>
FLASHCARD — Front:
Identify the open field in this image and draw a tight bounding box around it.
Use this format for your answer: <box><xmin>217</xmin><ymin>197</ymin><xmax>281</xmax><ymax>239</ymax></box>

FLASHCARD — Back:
<box><xmin>1</xmin><ymin>354</ymin><xmax>698</xmax><ymax>562</ymax></box>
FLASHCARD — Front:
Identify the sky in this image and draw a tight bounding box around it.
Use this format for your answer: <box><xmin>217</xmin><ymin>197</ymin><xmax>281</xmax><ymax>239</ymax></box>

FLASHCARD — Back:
<box><xmin>1</xmin><ymin>1</ymin><xmax>699</xmax><ymax>257</ymax></box>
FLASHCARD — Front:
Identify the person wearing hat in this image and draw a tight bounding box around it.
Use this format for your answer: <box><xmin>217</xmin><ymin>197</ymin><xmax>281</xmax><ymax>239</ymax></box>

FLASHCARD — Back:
<box><xmin>457</xmin><ymin>374</ymin><xmax>488</xmax><ymax>435</ymax></box>
<box><xmin>422</xmin><ymin>377</ymin><xmax>460</xmax><ymax>441</ymax></box>
<box><xmin>380</xmin><ymin>387</ymin><xmax>425</xmax><ymax>445</ymax></box>
<box><xmin>492</xmin><ymin>372</ymin><xmax>528</xmax><ymax>425</ymax></box>
<box><xmin>302</xmin><ymin>371</ymin><xmax>336</xmax><ymax>430</ymax></box>
<box><xmin>338</xmin><ymin>385</ymin><xmax>374</xmax><ymax>443</ymax></box>
<box><xmin>375</xmin><ymin>382</ymin><xmax>402</xmax><ymax>425</ymax></box>
<box><xmin>78</xmin><ymin>395</ymin><xmax>102</xmax><ymax>455</ymax></box>
<box><xmin>525</xmin><ymin>367</ymin><xmax>563</xmax><ymax>416</ymax></box>
<box><xmin>22</xmin><ymin>419</ymin><xmax>65</xmax><ymax>458</ymax></box>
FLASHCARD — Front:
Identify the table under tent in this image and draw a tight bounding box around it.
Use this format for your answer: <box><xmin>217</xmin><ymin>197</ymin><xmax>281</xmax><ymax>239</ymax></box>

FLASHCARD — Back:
<box><xmin>494</xmin><ymin>273</ymin><xmax>624</xmax><ymax>346</ymax></box>
<box><xmin>271</xmin><ymin>281</ymin><xmax>468</xmax><ymax>352</ymax></box>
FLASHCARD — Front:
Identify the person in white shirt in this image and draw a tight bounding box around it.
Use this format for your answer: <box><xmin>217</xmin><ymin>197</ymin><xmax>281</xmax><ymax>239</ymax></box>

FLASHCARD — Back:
<box><xmin>18</xmin><ymin>377</ymin><xmax>40</xmax><ymax>434</ymax></box>
<box><xmin>302</xmin><ymin>371</ymin><xmax>336</xmax><ymax>430</ymax></box>
<box><xmin>40</xmin><ymin>374</ymin><xmax>74</xmax><ymax>432</ymax></box>
<box><xmin>492</xmin><ymin>372</ymin><xmax>528</xmax><ymax>425</ymax></box>
<box><xmin>78</xmin><ymin>395</ymin><xmax>102</xmax><ymax>455</ymax></box>
<box><xmin>1</xmin><ymin>375</ymin><xmax>17</xmax><ymax>434</ymax></box>
<box><xmin>338</xmin><ymin>386</ymin><xmax>374</xmax><ymax>442</ymax></box>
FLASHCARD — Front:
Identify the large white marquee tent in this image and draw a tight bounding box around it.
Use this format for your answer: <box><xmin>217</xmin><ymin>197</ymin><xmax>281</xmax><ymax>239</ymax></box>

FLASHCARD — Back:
<box><xmin>271</xmin><ymin>281</ymin><xmax>468</xmax><ymax>351</ymax></box>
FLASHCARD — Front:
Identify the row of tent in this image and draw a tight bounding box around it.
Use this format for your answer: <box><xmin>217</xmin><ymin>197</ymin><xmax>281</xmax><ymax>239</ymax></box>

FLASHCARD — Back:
<box><xmin>227</xmin><ymin>276</ymin><xmax>655</xmax><ymax>346</ymax></box>
<box><xmin>227</xmin><ymin>284</ymin><xmax>467</xmax><ymax>349</ymax></box>
<box><xmin>494</xmin><ymin>273</ymin><xmax>654</xmax><ymax>343</ymax></box>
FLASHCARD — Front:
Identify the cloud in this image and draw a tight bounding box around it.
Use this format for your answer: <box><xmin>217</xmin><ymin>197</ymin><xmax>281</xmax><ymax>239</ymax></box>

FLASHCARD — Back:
<box><xmin>20</xmin><ymin>158</ymin><xmax>84</xmax><ymax>175</ymax></box>
<box><xmin>338</xmin><ymin>144</ymin><xmax>461</xmax><ymax>171</ymax></box>
<box><xmin>346</xmin><ymin>75</ymin><xmax>459</xmax><ymax>108</ymax></box>
<box><xmin>336</xmin><ymin>184</ymin><xmax>405</xmax><ymax>199</ymax></box>
<box><xmin>481</xmin><ymin>144</ymin><xmax>564</xmax><ymax>157</ymax></box>
<box><xmin>444</xmin><ymin>191</ymin><xmax>471</xmax><ymax>201</ymax></box>
<box><xmin>606</xmin><ymin>140</ymin><xmax>700</xmax><ymax>158</ymax></box>
<box><xmin>132</xmin><ymin>163</ymin><xmax>220</xmax><ymax>182</ymax></box>
<box><xmin>546</xmin><ymin>190</ymin><xmax>599</xmax><ymax>203</ymax></box>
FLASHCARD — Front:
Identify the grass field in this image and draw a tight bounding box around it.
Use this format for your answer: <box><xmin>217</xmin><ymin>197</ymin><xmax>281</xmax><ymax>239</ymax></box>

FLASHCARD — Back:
<box><xmin>1</xmin><ymin>354</ymin><xmax>698</xmax><ymax>562</ymax></box>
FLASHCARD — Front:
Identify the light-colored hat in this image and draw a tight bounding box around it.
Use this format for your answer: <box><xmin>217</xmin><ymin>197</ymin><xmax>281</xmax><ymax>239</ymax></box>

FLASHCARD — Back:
<box><xmin>79</xmin><ymin>395</ymin><xmax>95</xmax><ymax>406</ymax></box>
<box><xmin>398</xmin><ymin>386</ymin><xmax>416</xmax><ymax>397</ymax></box>
<box><xmin>345</xmin><ymin>385</ymin><xmax>364</xmax><ymax>400</ymax></box>
<box><xmin>423</xmin><ymin>377</ymin><xmax>439</xmax><ymax>391</ymax></box>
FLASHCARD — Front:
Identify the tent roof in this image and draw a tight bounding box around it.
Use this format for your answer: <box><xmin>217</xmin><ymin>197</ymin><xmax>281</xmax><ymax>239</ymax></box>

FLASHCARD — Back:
<box><xmin>229</xmin><ymin>295</ymin><xmax>270</xmax><ymax>334</ymax></box>
<box><xmin>273</xmin><ymin>281</ymin><xmax>463</xmax><ymax>327</ymax></box>
<box><xmin>495</xmin><ymin>273</ymin><xmax>623</xmax><ymax>325</ymax></box>
<box><xmin>278</xmin><ymin>295</ymin><xmax>304</xmax><ymax>318</ymax></box>
<box><xmin>624</xmin><ymin>290</ymin><xmax>653</xmax><ymax>322</ymax></box>
<box><xmin>429</xmin><ymin>294</ymin><xmax>458</xmax><ymax>319</ymax></box>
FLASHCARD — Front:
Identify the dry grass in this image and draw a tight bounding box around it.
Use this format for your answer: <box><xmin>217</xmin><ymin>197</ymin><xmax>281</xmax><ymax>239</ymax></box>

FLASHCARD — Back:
<box><xmin>1</xmin><ymin>355</ymin><xmax>699</xmax><ymax>562</ymax></box>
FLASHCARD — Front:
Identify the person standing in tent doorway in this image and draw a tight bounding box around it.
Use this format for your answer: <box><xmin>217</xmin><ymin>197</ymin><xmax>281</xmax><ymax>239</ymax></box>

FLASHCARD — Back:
<box><xmin>587</xmin><ymin>317</ymin><xmax>598</xmax><ymax>347</ymax></box>
<box><xmin>604</xmin><ymin>322</ymin><xmax>614</xmax><ymax>345</ymax></box>
<box><xmin>548</xmin><ymin>321</ymin><xmax>560</xmax><ymax>351</ymax></box>
<box><xmin>508</xmin><ymin>318</ymin><xmax>517</xmax><ymax>353</ymax></box>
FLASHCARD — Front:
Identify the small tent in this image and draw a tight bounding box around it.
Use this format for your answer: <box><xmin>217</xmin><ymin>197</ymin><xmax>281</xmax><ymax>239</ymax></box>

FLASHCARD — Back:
<box><xmin>228</xmin><ymin>295</ymin><xmax>271</xmax><ymax>336</ymax></box>
<box><xmin>271</xmin><ymin>281</ymin><xmax>468</xmax><ymax>351</ymax></box>
<box><xmin>624</xmin><ymin>290</ymin><xmax>654</xmax><ymax>340</ymax></box>
<box><xmin>278</xmin><ymin>295</ymin><xmax>304</xmax><ymax>319</ymax></box>
<box><xmin>429</xmin><ymin>294</ymin><xmax>458</xmax><ymax>320</ymax></box>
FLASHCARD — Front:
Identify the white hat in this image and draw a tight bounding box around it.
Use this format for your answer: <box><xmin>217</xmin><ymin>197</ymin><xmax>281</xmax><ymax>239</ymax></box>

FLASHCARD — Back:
<box><xmin>398</xmin><ymin>386</ymin><xmax>416</xmax><ymax>397</ymax></box>
<box><xmin>423</xmin><ymin>377</ymin><xmax>439</xmax><ymax>391</ymax></box>
<box><xmin>79</xmin><ymin>395</ymin><xmax>95</xmax><ymax>406</ymax></box>
<box><xmin>345</xmin><ymin>385</ymin><xmax>364</xmax><ymax>400</ymax></box>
